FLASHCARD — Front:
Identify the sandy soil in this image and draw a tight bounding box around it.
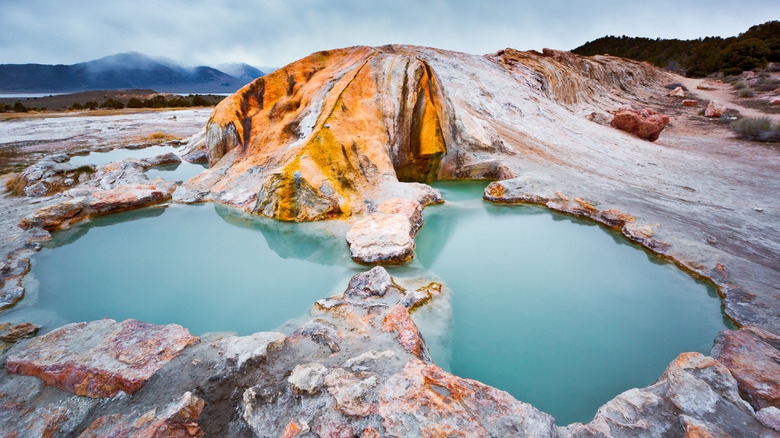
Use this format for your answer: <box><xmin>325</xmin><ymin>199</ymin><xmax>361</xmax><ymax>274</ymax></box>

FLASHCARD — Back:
<box><xmin>675</xmin><ymin>75</ymin><xmax>780</xmax><ymax>120</ymax></box>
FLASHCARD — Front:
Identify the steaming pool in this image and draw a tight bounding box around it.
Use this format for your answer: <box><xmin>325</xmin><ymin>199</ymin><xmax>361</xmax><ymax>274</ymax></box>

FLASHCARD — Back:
<box><xmin>2</xmin><ymin>177</ymin><xmax>728</xmax><ymax>425</ymax></box>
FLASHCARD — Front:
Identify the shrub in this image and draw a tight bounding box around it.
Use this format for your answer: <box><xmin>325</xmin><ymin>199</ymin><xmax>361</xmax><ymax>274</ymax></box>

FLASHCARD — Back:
<box><xmin>733</xmin><ymin>80</ymin><xmax>748</xmax><ymax>89</ymax></box>
<box><xmin>71</xmin><ymin>102</ymin><xmax>83</xmax><ymax>110</ymax></box>
<box><xmin>754</xmin><ymin>77</ymin><xmax>780</xmax><ymax>91</ymax></box>
<box><xmin>737</xmin><ymin>88</ymin><xmax>756</xmax><ymax>97</ymax></box>
<box><xmin>84</xmin><ymin>101</ymin><xmax>98</xmax><ymax>110</ymax></box>
<box><xmin>191</xmin><ymin>95</ymin><xmax>210</xmax><ymax>106</ymax></box>
<box><xmin>100</xmin><ymin>98</ymin><xmax>124</xmax><ymax>110</ymax></box>
<box><xmin>166</xmin><ymin>97</ymin><xmax>191</xmax><ymax>107</ymax></box>
<box><xmin>13</xmin><ymin>102</ymin><xmax>27</xmax><ymax>113</ymax></box>
<box><xmin>732</xmin><ymin>116</ymin><xmax>780</xmax><ymax>141</ymax></box>
<box><xmin>127</xmin><ymin>97</ymin><xmax>144</xmax><ymax>108</ymax></box>
<box><xmin>722</xmin><ymin>75</ymin><xmax>741</xmax><ymax>84</ymax></box>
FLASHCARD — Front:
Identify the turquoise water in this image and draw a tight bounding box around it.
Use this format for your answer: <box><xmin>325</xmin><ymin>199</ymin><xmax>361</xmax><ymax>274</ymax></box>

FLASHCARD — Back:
<box><xmin>20</xmin><ymin>204</ymin><xmax>354</xmax><ymax>335</ymax></box>
<box><xmin>412</xmin><ymin>181</ymin><xmax>728</xmax><ymax>425</ymax></box>
<box><xmin>6</xmin><ymin>181</ymin><xmax>728</xmax><ymax>425</ymax></box>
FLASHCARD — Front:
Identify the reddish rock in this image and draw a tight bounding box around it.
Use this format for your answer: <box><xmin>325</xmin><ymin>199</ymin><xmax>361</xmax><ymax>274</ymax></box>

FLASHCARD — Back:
<box><xmin>704</xmin><ymin>100</ymin><xmax>727</xmax><ymax>118</ymax></box>
<box><xmin>282</xmin><ymin>419</ymin><xmax>303</xmax><ymax>438</ymax></box>
<box><xmin>377</xmin><ymin>359</ymin><xmax>556</xmax><ymax>437</ymax></box>
<box><xmin>88</xmin><ymin>184</ymin><xmax>171</xmax><ymax>214</ymax></box>
<box><xmin>711</xmin><ymin>327</ymin><xmax>780</xmax><ymax>410</ymax></box>
<box><xmin>79</xmin><ymin>392</ymin><xmax>204</xmax><ymax>437</ymax></box>
<box><xmin>610</xmin><ymin>108</ymin><xmax>670</xmax><ymax>141</ymax></box>
<box><xmin>382</xmin><ymin>305</ymin><xmax>426</xmax><ymax>360</ymax></box>
<box><xmin>683</xmin><ymin>99</ymin><xmax>699</xmax><ymax>107</ymax></box>
<box><xmin>0</xmin><ymin>322</ymin><xmax>39</xmax><ymax>343</ymax></box>
<box><xmin>6</xmin><ymin>319</ymin><xmax>198</xmax><ymax>398</ymax></box>
<box><xmin>598</xmin><ymin>209</ymin><xmax>637</xmax><ymax>229</ymax></box>
<box><xmin>769</xmin><ymin>97</ymin><xmax>780</xmax><ymax>106</ymax></box>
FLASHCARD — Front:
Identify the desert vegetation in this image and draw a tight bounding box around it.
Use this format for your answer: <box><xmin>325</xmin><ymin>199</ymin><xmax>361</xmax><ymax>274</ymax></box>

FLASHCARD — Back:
<box><xmin>731</xmin><ymin>116</ymin><xmax>780</xmax><ymax>142</ymax></box>
<box><xmin>573</xmin><ymin>21</ymin><xmax>780</xmax><ymax>77</ymax></box>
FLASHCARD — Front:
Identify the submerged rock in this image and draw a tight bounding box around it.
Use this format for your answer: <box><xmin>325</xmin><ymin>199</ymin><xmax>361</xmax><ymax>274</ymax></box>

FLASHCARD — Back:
<box><xmin>610</xmin><ymin>108</ymin><xmax>670</xmax><ymax>141</ymax></box>
<box><xmin>6</xmin><ymin>319</ymin><xmax>198</xmax><ymax>397</ymax></box>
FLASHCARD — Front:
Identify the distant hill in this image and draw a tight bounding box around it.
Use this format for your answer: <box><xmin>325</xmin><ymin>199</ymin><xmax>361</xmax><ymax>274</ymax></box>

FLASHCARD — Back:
<box><xmin>0</xmin><ymin>52</ymin><xmax>266</xmax><ymax>93</ymax></box>
<box><xmin>572</xmin><ymin>21</ymin><xmax>780</xmax><ymax>77</ymax></box>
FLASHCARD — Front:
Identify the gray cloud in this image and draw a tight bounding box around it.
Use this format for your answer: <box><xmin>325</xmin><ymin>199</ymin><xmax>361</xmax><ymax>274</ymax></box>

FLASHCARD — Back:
<box><xmin>0</xmin><ymin>0</ymin><xmax>778</xmax><ymax>68</ymax></box>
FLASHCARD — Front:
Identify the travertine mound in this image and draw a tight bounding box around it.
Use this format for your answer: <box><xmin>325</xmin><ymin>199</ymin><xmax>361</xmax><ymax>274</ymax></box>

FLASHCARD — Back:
<box><xmin>181</xmin><ymin>45</ymin><xmax>670</xmax><ymax>221</ymax></box>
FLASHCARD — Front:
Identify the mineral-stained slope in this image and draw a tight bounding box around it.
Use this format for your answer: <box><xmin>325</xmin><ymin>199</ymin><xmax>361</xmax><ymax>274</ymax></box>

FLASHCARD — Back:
<box><xmin>181</xmin><ymin>45</ymin><xmax>668</xmax><ymax>221</ymax></box>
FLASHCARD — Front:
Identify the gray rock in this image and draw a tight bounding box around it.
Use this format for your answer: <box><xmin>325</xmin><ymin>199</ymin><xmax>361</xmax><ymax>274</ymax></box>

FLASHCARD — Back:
<box><xmin>345</xmin><ymin>266</ymin><xmax>398</xmax><ymax>299</ymax></box>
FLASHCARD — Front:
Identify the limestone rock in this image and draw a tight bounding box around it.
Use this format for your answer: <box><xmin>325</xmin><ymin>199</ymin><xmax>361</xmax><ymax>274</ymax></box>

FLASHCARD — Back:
<box><xmin>669</xmin><ymin>86</ymin><xmax>685</xmax><ymax>98</ymax></box>
<box><xmin>15</xmin><ymin>156</ymin><xmax>95</xmax><ymax>197</ymax></box>
<box><xmin>0</xmin><ymin>322</ymin><xmax>39</xmax><ymax>353</ymax></box>
<box><xmin>6</xmin><ymin>319</ymin><xmax>198</xmax><ymax>397</ymax></box>
<box><xmin>704</xmin><ymin>100</ymin><xmax>727</xmax><ymax>117</ymax></box>
<box><xmin>757</xmin><ymin>407</ymin><xmax>780</xmax><ymax>432</ymax></box>
<box><xmin>697</xmin><ymin>82</ymin><xmax>717</xmax><ymax>90</ymax></box>
<box><xmin>216</xmin><ymin>331</ymin><xmax>285</xmax><ymax>368</ymax></box>
<box><xmin>561</xmin><ymin>352</ymin><xmax>772</xmax><ymax>437</ymax></box>
<box><xmin>345</xmin><ymin>266</ymin><xmax>400</xmax><ymax>299</ymax></box>
<box><xmin>346</xmin><ymin>213</ymin><xmax>415</xmax><ymax>264</ymax></box>
<box><xmin>711</xmin><ymin>327</ymin><xmax>780</xmax><ymax>410</ymax></box>
<box><xmin>289</xmin><ymin>363</ymin><xmax>328</xmax><ymax>394</ymax></box>
<box><xmin>377</xmin><ymin>198</ymin><xmax>423</xmax><ymax>233</ymax></box>
<box><xmin>377</xmin><ymin>359</ymin><xmax>557</xmax><ymax>437</ymax></box>
<box><xmin>184</xmin><ymin>45</ymin><xmax>670</xmax><ymax>221</ymax></box>
<box><xmin>0</xmin><ymin>285</ymin><xmax>24</xmax><ymax>311</ymax></box>
<box><xmin>610</xmin><ymin>108</ymin><xmax>670</xmax><ymax>141</ymax></box>
<box><xmin>79</xmin><ymin>392</ymin><xmax>205</xmax><ymax>438</ymax></box>
<box><xmin>683</xmin><ymin>99</ymin><xmax>699</xmax><ymax>107</ymax></box>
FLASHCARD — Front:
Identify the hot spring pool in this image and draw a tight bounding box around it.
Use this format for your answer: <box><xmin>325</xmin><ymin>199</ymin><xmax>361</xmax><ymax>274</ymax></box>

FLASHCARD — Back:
<box><xmin>3</xmin><ymin>181</ymin><xmax>728</xmax><ymax>425</ymax></box>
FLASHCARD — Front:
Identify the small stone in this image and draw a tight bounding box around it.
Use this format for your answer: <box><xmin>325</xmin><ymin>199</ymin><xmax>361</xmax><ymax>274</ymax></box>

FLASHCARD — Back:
<box><xmin>0</xmin><ymin>322</ymin><xmax>39</xmax><ymax>342</ymax></box>
<box><xmin>668</xmin><ymin>87</ymin><xmax>685</xmax><ymax>98</ymax></box>
<box><xmin>288</xmin><ymin>363</ymin><xmax>328</xmax><ymax>393</ymax></box>
<box><xmin>345</xmin><ymin>267</ymin><xmax>398</xmax><ymax>299</ymax></box>
<box><xmin>697</xmin><ymin>82</ymin><xmax>717</xmax><ymax>90</ymax></box>
<box><xmin>682</xmin><ymin>99</ymin><xmax>699</xmax><ymax>107</ymax></box>
<box><xmin>704</xmin><ymin>100</ymin><xmax>727</xmax><ymax>118</ymax></box>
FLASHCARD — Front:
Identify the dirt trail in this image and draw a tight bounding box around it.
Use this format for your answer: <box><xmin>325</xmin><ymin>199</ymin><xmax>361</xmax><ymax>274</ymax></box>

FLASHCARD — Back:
<box><xmin>675</xmin><ymin>75</ymin><xmax>780</xmax><ymax>120</ymax></box>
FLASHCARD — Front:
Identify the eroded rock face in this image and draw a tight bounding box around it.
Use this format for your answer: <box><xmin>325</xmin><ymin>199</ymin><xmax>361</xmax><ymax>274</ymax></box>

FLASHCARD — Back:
<box><xmin>6</xmin><ymin>319</ymin><xmax>198</xmax><ymax>397</ymax></box>
<box><xmin>183</xmin><ymin>45</ymin><xmax>670</xmax><ymax>222</ymax></box>
<box><xmin>610</xmin><ymin>108</ymin><xmax>670</xmax><ymax>141</ymax></box>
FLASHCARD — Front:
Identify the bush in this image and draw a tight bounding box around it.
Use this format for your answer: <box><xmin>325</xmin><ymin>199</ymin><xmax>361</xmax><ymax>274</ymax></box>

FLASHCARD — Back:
<box><xmin>166</xmin><ymin>97</ymin><xmax>191</xmax><ymax>107</ymax></box>
<box><xmin>71</xmin><ymin>102</ymin><xmax>83</xmax><ymax>110</ymax></box>
<box><xmin>754</xmin><ymin>77</ymin><xmax>780</xmax><ymax>91</ymax></box>
<box><xmin>191</xmin><ymin>95</ymin><xmax>210</xmax><ymax>106</ymax></box>
<box><xmin>84</xmin><ymin>101</ymin><xmax>98</xmax><ymax>110</ymax></box>
<box><xmin>733</xmin><ymin>80</ymin><xmax>748</xmax><ymax>89</ymax></box>
<box><xmin>732</xmin><ymin>116</ymin><xmax>780</xmax><ymax>141</ymax></box>
<box><xmin>126</xmin><ymin>98</ymin><xmax>144</xmax><ymax>108</ymax></box>
<box><xmin>13</xmin><ymin>102</ymin><xmax>27</xmax><ymax>113</ymax></box>
<box><xmin>722</xmin><ymin>75</ymin><xmax>740</xmax><ymax>84</ymax></box>
<box><xmin>737</xmin><ymin>87</ymin><xmax>756</xmax><ymax>97</ymax></box>
<box><xmin>100</xmin><ymin>98</ymin><xmax>124</xmax><ymax>110</ymax></box>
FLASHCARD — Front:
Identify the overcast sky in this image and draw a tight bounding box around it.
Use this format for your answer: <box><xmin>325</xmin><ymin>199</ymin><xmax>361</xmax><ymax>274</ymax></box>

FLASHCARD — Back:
<box><xmin>1</xmin><ymin>0</ymin><xmax>778</xmax><ymax>69</ymax></box>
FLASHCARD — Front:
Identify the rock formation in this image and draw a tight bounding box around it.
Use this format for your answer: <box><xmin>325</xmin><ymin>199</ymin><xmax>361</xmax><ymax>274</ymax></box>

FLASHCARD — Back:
<box><xmin>18</xmin><ymin>154</ymin><xmax>179</xmax><ymax>230</ymax></box>
<box><xmin>180</xmin><ymin>45</ymin><xmax>670</xmax><ymax>223</ymax></box>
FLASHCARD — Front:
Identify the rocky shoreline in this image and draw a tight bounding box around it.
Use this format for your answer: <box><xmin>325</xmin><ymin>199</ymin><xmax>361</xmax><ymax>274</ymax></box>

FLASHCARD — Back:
<box><xmin>0</xmin><ymin>45</ymin><xmax>778</xmax><ymax>436</ymax></box>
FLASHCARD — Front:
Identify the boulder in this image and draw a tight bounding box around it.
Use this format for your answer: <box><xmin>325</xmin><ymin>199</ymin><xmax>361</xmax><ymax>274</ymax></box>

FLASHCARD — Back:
<box><xmin>610</xmin><ymin>108</ymin><xmax>670</xmax><ymax>141</ymax></box>
<box><xmin>769</xmin><ymin>97</ymin><xmax>780</xmax><ymax>106</ymax></box>
<box><xmin>704</xmin><ymin>100</ymin><xmax>727</xmax><ymax>117</ymax></box>
<box><xmin>697</xmin><ymin>82</ymin><xmax>717</xmax><ymax>90</ymax></box>
<box><xmin>711</xmin><ymin>327</ymin><xmax>780</xmax><ymax>410</ymax></box>
<box><xmin>6</xmin><ymin>319</ymin><xmax>198</xmax><ymax>397</ymax></box>
<box><xmin>683</xmin><ymin>99</ymin><xmax>699</xmax><ymax>107</ymax></box>
<box><xmin>668</xmin><ymin>86</ymin><xmax>685</xmax><ymax>98</ymax></box>
<box><xmin>346</xmin><ymin>213</ymin><xmax>415</xmax><ymax>264</ymax></box>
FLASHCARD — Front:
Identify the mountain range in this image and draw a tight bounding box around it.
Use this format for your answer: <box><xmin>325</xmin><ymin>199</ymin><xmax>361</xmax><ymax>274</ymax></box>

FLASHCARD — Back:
<box><xmin>0</xmin><ymin>52</ymin><xmax>266</xmax><ymax>93</ymax></box>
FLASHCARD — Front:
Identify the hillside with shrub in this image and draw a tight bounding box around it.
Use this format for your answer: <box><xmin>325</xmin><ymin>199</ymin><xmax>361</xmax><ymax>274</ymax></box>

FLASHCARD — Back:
<box><xmin>572</xmin><ymin>21</ymin><xmax>780</xmax><ymax>77</ymax></box>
